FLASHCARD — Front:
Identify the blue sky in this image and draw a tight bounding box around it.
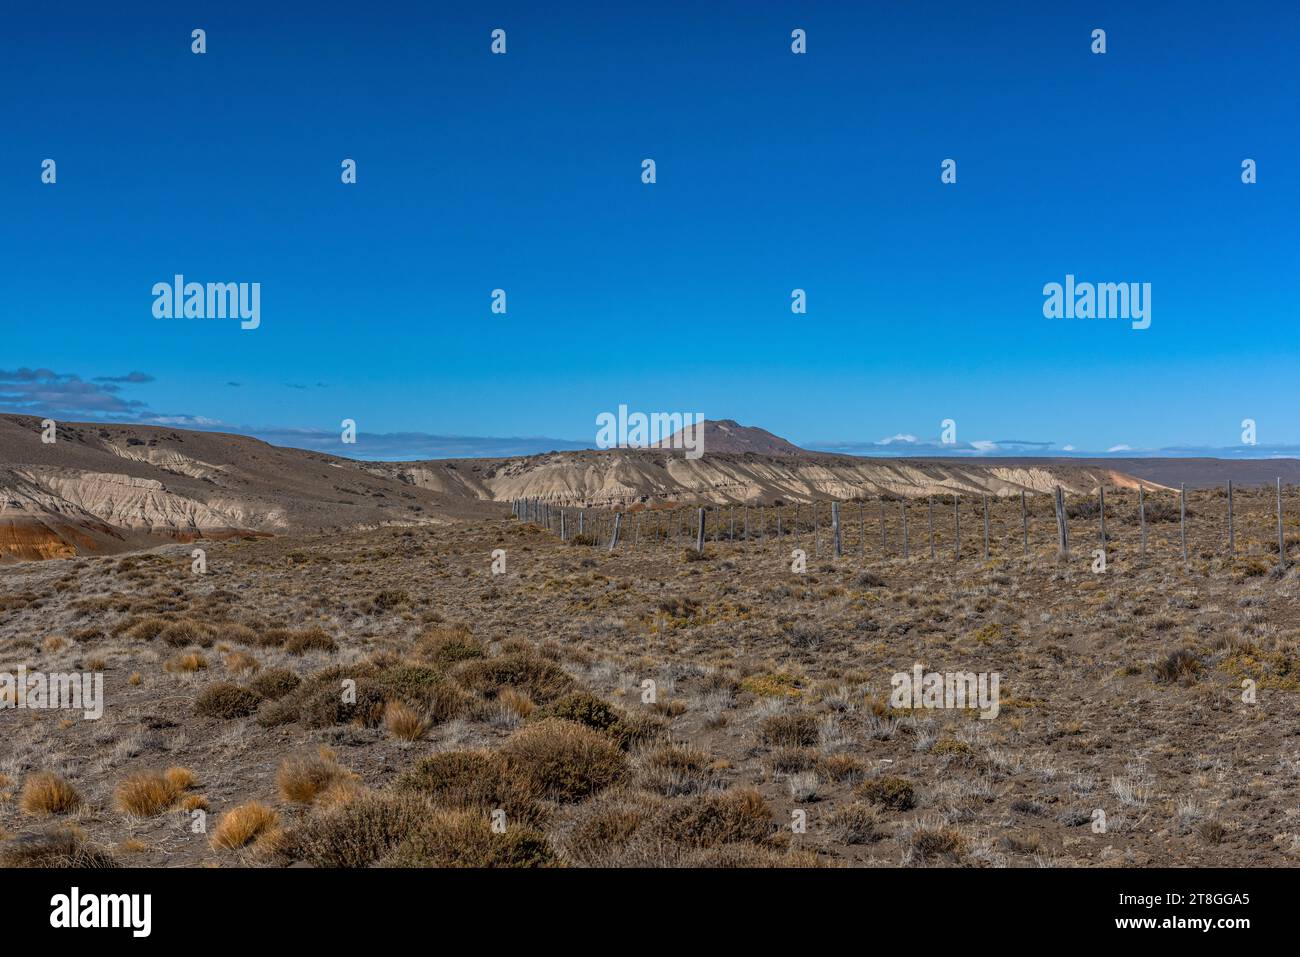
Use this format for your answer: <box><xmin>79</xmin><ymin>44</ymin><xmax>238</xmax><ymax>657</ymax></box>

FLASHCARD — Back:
<box><xmin>2</xmin><ymin>2</ymin><xmax>1297</xmax><ymax>459</ymax></box>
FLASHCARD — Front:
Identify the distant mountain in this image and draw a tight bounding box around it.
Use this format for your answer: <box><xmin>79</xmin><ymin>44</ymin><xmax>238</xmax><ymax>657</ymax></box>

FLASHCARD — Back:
<box><xmin>651</xmin><ymin>419</ymin><xmax>810</xmax><ymax>456</ymax></box>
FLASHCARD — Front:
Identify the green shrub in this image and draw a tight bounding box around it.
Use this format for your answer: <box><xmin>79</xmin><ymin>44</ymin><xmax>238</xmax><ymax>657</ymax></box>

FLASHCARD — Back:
<box><xmin>194</xmin><ymin>682</ymin><xmax>261</xmax><ymax>719</ymax></box>
<box><xmin>248</xmin><ymin>667</ymin><xmax>301</xmax><ymax>700</ymax></box>
<box><xmin>289</xmin><ymin>793</ymin><xmax>429</xmax><ymax>867</ymax></box>
<box><xmin>451</xmin><ymin>653</ymin><xmax>575</xmax><ymax>704</ymax></box>
<box><xmin>855</xmin><ymin>774</ymin><xmax>916</xmax><ymax>811</ymax></box>
<box><xmin>381</xmin><ymin>811</ymin><xmax>557</xmax><ymax>868</ymax></box>
<box><xmin>499</xmin><ymin>719</ymin><xmax>627</xmax><ymax>802</ymax></box>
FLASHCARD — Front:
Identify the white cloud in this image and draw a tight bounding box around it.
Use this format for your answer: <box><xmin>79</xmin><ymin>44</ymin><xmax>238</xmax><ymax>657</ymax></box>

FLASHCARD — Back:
<box><xmin>970</xmin><ymin>440</ymin><xmax>999</xmax><ymax>453</ymax></box>
<box><xmin>1106</xmin><ymin>444</ymin><xmax>1132</xmax><ymax>452</ymax></box>
<box><xmin>877</xmin><ymin>433</ymin><xmax>918</xmax><ymax>445</ymax></box>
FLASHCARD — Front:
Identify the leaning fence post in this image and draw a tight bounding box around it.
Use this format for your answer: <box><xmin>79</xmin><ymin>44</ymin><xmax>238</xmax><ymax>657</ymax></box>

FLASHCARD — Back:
<box><xmin>832</xmin><ymin>502</ymin><xmax>842</xmax><ymax>557</ymax></box>
<box><xmin>1180</xmin><ymin>484</ymin><xmax>1188</xmax><ymax>563</ymax></box>
<box><xmin>982</xmin><ymin>494</ymin><xmax>990</xmax><ymax>560</ymax></box>
<box><xmin>1053</xmin><ymin>486</ymin><xmax>1069</xmax><ymax>559</ymax></box>
<box><xmin>1227</xmin><ymin>480</ymin><xmax>1235</xmax><ymax>555</ymax></box>
<box><xmin>609</xmin><ymin>512</ymin><xmax>623</xmax><ymax>551</ymax></box>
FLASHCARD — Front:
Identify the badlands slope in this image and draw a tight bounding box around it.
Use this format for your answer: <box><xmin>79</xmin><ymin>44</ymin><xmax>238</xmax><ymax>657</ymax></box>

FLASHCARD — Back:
<box><xmin>0</xmin><ymin>415</ymin><xmax>500</xmax><ymax>561</ymax></box>
<box><xmin>0</xmin><ymin>414</ymin><xmax>1197</xmax><ymax>562</ymax></box>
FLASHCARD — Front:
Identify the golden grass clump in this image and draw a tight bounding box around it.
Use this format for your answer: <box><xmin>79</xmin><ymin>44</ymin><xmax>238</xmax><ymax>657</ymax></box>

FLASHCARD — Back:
<box><xmin>210</xmin><ymin>802</ymin><xmax>280</xmax><ymax>850</ymax></box>
<box><xmin>163</xmin><ymin>652</ymin><xmax>208</xmax><ymax>673</ymax></box>
<box><xmin>113</xmin><ymin>767</ymin><xmax>194</xmax><ymax>817</ymax></box>
<box><xmin>20</xmin><ymin>772</ymin><xmax>84</xmax><ymax>816</ymax></box>
<box><xmin>164</xmin><ymin>767</ymin><xmax>197</xmax><ymax>791</ymax></box>
<box><xmin>497</xmin><ymin>687</ymin><xmax>535</xmax><ymax>719</ymax></box>
<box><xmin>225</xmin><ymin>651</ymin><xmax>261</xmax><ymax>673</ymax></box>
<box><xmin>276</xmin><ymin>751</ymin><xmax>350</xmax><ymax>805</ymax></box>
<box><xmin>382</xmin><ymin>700</ymin><xmax>430</xmax><ymax>741</ymax></box>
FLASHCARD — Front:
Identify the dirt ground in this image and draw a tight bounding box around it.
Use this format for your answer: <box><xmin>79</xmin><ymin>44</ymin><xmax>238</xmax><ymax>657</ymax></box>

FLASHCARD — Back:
<box><xmin>2</xmin><ymin>487</ymin><xmax>1298</xmax><ymax>868</ymax></box>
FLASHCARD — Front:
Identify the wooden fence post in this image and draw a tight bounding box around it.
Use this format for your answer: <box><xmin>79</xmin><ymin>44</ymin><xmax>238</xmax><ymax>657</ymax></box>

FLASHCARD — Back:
<box><xmin>1053</xmin><ymin>486</ymin><xmax>1069</xmax><ymax>559</ymax></box>
<box><xmin>1139</xmin><ymin>486</ymin><xmax>1147</xmax><ymax>558</ymax></box>
<box><xmin>1180</xmin><ymin>484</ymin><xmax>1188</xmax><ymax>563</ymax></box>
<box><xmin>953</xmin><ymin>495</ymin><xmax>960</xmax><ymax>560</ymax></box>
<box><xmin>1227</xmin><ymin>480</ymin><xmax>1235</xmax><ymax>555</ymax></box>
<box><xmin>901</xmin><ymin>500</ymin><xmax>909</xmax><ymax>559</ymax></box>
<box><xmin>879</xmin><ymin>499</ymin><xmax>887</xmax><ymax>552</ymax></box>
<box><xmin>860</xmin><ymin>501</ymin><xmax>866</xmax><ymax>557</ymax></box>
<box><xmin>609</xmin><ymin>512</ymin><xmax>622</xmax><ymax>551</ymax></box>
<box><xmin>928</xmin><ymin>496</ymin><xmax>936</xmax><ymax>559</ymax></box>
<box><xmin>1020</xmin><ymin>490</ymin><xmax>1028</xmax><ymax>556</ymax></box>
<box><xmin>560</xmin><ymin>510</ymin><xmax>566</xmax><ymax>540</ymax></box>
<box><xmin>1278</xmin><ymin>478</ymin><xmax>1286</xmax><ymax>568</ymax></box>
<box><xmin>832</xmin><ymin>502</ymin><xmax>842</xmax><ymax>557</ymax></box>
<box><xmin>814</xmin><ymin>502</ymin><xmax>821</xmax><ymax>557</ymax></box>
<box><xmin>1099</xmin><ymin>486</ymin><xmax>1106</xmax><ymax>547</ymax></box>
<box><xmin>982</xmin><ymin>494</ymin><xmax>990</xmax><ymax>560</ymax></box>
<box><xmin>695</xmin><ymin>507</ymin><xmax>705</xmax><ymax>553</ymax></box>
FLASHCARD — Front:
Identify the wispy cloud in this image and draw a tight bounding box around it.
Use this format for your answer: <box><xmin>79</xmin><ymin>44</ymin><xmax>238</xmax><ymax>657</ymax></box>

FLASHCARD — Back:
<box><xmin>92</xmin><ymin>371</ymin><xmax>155</xmax><ymax>384</ymax></box>
<box><xmin>0</xmin><ymin>367</ymin><xmax>148</xmax><ymax>418</ymax></box>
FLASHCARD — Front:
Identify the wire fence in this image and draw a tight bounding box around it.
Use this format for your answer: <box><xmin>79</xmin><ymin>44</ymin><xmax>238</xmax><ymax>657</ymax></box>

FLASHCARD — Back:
<box><xmin>511</xmin><ymin>480</ymin><xmax>1297</xmax><ymax>569</ymax></box>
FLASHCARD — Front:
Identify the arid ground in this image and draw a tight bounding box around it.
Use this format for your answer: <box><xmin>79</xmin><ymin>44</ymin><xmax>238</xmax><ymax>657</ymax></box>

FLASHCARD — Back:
<box><xmin>2</xmin><ymin>487</ymin><xmax>1298</xmax><ymax>868</ymax></box>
